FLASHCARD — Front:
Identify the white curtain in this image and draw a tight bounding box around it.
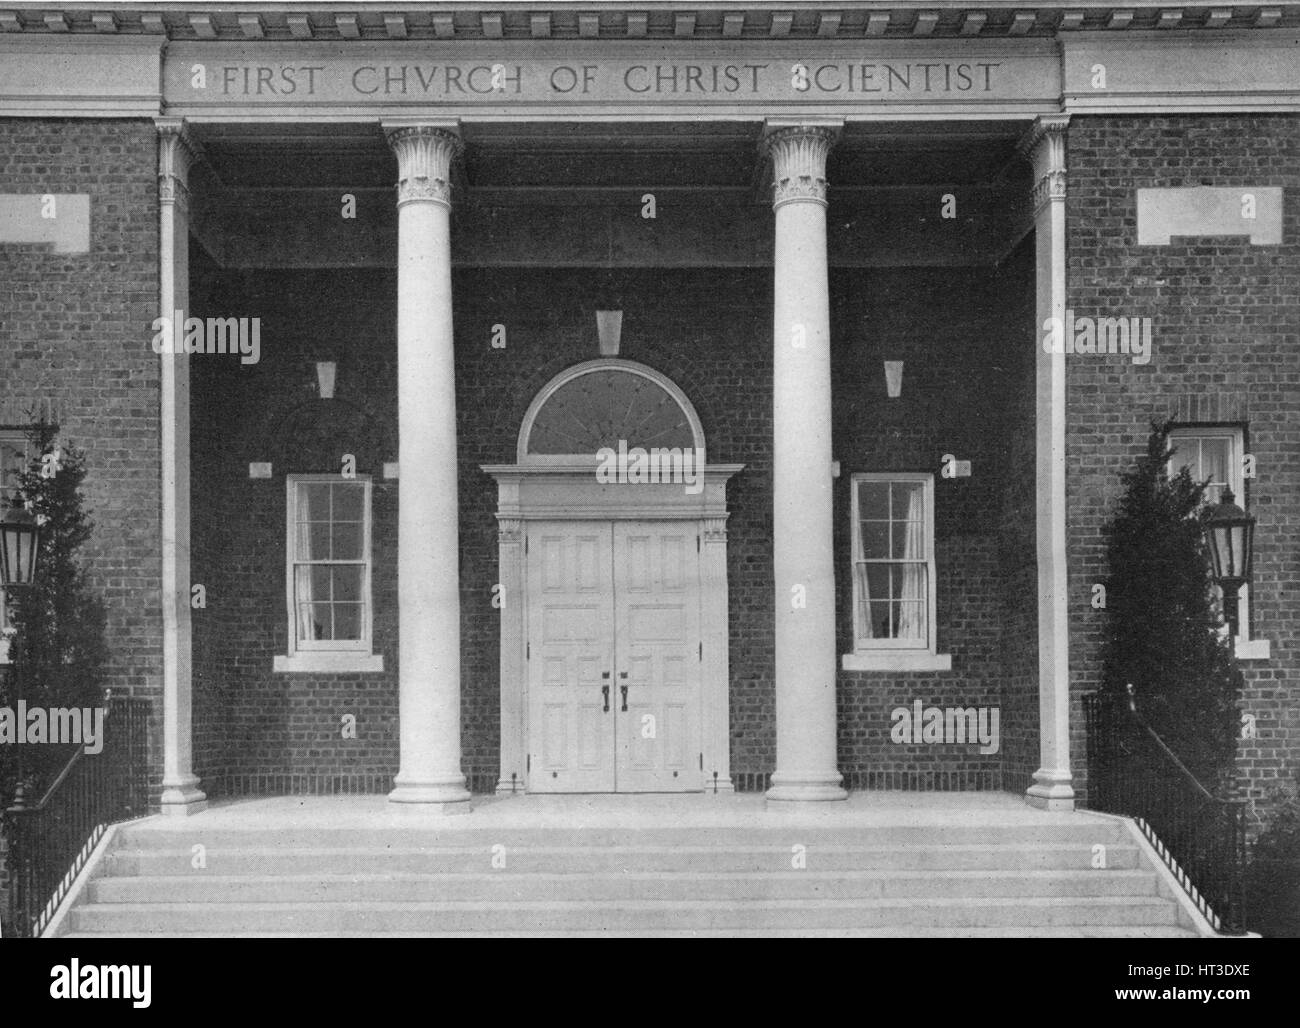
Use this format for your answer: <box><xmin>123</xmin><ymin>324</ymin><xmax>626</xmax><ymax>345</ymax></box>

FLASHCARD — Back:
<box><xmin>897</xmin><ymin>484</ymin><xmax>926</xmax><ymax>640</ymax></box>
<box><xmin>855</xmin><ymin>483</ymin><xmax>878</xmax><ymax>640</ymax></box>
<box><xmin>856</xmin><ymin>482</ymin><xmax>925</xmax><ymax>641</ymax></box>
<box><xmin>856</xmin><ymin>562</ymin><xmax>874</xmax><ymax>641</ymax></box>
<box><xmin>295</xmin><ymin>484</ymin><xmax>325</xmax><ymax>641</ymax></box>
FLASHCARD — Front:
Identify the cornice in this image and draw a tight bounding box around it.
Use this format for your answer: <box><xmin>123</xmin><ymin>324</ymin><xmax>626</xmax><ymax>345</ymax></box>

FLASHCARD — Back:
<box><xmin>0</xmin><ymin>4</ymin><xmax>1295</xmax><ymax>40</ymax></box>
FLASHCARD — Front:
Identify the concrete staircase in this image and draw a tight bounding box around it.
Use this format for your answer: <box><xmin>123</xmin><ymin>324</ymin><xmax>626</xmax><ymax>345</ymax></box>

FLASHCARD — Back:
<box><xmin>52</xmin><ymin>795</ymin><xmax>1203</xmax><ymax>937</ymax></box>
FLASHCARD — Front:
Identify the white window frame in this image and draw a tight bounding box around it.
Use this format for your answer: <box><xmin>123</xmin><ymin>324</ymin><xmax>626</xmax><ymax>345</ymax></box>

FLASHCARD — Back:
<box><xmin>273</xmin><ymin>474</ymin><xmax>383</xmax><ymax>673</ymax></box>
<box><xmin>1167</xmin><ymin>426</ymin><xmax>1269</xmax><ymax>661</ymax></box>
<box><xmin>842</xmin><ymin>472</ymin><xmax>951</xmax><ymax>672</ymax></box>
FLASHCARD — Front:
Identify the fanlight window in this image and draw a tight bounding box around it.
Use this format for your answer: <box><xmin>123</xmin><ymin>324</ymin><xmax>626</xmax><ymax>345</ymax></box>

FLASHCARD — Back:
<box><xmin>521</xmin><ymin>362</ymin><xmax>702</xmax><ymax>461</ymax></box>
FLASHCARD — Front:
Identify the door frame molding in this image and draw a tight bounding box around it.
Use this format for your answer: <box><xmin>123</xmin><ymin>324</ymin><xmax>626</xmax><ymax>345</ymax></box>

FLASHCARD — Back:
<box><xmin>482</xmin><ymin>461</ymin><xmax>742</xmax><ymax>794</ymax></box>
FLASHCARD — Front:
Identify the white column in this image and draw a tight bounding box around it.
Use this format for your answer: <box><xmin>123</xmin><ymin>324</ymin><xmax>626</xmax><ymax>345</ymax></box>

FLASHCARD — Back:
<box><xmin>1021</xmin><ymin>115</ymin><xmax>1075</xmax><ymax>811</ymax></box>
<box><xmin>156</xmin><ymin>118</ymin><xmax>207</xmax><ymax>815</ymax></box>
<box><xmin>494</xmin><ymin>517</ymin><xmax>525</xmax><ymax>795</ymax></box>
<box><xmin>763</xmin><ymin>122</ymin><xmax>847</xmax><ymax>804</ymax></box>
<box><xmin>385</xmin><ymin>122</ymin><xmax>471</xmax><ymax>810</ymax></box>
<box><xmin>701</xmin><ymin>515</ymin><xmax>735</xmax><ymax>792</ymax></box>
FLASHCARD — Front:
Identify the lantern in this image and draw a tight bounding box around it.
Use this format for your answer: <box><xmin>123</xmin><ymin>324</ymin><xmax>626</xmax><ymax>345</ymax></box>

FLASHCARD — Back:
<box><xmin>1203</xmin><ymin>487</ymin><xmax>1255</xmax><ymax>638</ymax></box>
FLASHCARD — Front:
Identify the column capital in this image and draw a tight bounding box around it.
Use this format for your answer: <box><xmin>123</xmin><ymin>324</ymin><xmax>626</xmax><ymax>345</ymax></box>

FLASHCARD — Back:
<box><xmin>760</xmin><ymin>119</ymin><xmax>842</xmax><ymax>209</ymax></box>
<box><xmin>702</xmin><ymin>517</ymin><xmax>728</xmax><ymax>544</ymax></box>
<box><xmin>384</xmin><ymin>120</ymin><xmax>463</xmax><ymax>208</ymax></box>
<box><xmin>1018</xmin><ymin>114</ymin><xmax>1070</xmax><ymax>217</ymax></box>
<box><xmin>155</xmin><ymin>117</ymin><xmax>201</xmax><ymax>212</ymax></box>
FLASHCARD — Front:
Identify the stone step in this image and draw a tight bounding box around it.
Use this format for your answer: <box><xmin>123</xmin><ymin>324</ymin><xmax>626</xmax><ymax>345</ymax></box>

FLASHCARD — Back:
<box><xmin>69</xmin><ymin>896</ymin><xmax>1181</xmax><ymax>935</ymax></box>
<box><xmin>110</xmin><ymin>821</ymin><xmax>1132</xmax><ymax>850</ymax></box>
<box><xmin>87</xmin><ymin>868</ymin><xmax>1159</xmax><ymax>904</ymax></box>
<box><xmin>61</xmin><ymin>925</ymin><xmax>1201</xmax><ymax>938</ymax></box>
<box><xmin>104</xmin><ymin>842</ymin><xmax>1143</xmax><ymax>876</ymax></box>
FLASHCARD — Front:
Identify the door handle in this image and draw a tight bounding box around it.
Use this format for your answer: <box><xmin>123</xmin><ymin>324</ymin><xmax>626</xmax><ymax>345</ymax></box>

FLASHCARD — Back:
<box><xmin>601</xmin><ymin>684</ymin><xmax>610</xmax><ymax>713</ymax></box>
<box><xmin>620</xmin><ymin>684</ymin><xmax>628</xmax><ymax>712</ymax></box>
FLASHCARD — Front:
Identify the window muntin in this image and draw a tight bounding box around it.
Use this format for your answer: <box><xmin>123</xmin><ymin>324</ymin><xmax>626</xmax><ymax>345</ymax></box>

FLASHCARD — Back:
<box><xmin>851</xmin><ymin>474</ymin><xmax>936</xmax><ymax>651</ymax></box>
<box><xmin>287</xmin><ymin>476</ymin><xmax>372</xmax><ymax>652</ymax></box>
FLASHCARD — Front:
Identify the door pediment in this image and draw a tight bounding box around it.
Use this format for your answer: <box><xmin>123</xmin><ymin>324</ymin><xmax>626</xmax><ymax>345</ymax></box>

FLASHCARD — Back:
<box><xmin>482</xmin><ymin>462</ymin><xmax>742</xmax><ymax>521</ymax></box>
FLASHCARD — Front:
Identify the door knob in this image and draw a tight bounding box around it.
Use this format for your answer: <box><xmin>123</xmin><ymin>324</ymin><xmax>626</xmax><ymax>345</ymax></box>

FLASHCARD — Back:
<box><xmin>620</xmin><ymin>684</ymin><xmax>628</xmax><ymax>712</ymax></box>
<box><xmin>601</xmin><ymin>684</ymin><xmax>610</xmax><ymax>713</ymax></box>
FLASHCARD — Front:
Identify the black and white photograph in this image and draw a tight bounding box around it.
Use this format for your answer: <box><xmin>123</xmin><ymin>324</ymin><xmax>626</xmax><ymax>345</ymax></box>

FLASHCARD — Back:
<box><xmin>0</xmin><ymin>0</ymin><xmax>1294</xmax><ymax>1002</ymax></box>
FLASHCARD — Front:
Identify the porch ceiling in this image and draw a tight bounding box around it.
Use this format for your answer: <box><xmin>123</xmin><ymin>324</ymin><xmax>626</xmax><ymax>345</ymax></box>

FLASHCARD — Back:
<box><xmin>193</xmin><ymin>119</ymin><xmax>1030</xmax><ymax>193</ymax></box>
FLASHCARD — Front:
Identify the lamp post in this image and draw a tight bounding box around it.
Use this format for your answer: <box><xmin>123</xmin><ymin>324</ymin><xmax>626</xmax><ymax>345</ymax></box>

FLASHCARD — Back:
<box><xmin>1</xmin><ymin>494</ymin><xmax>40</xmax><ymax>811</ymax></box>
<box><xmin>1203</xmin><ymin>487</ymin><xmax>1255</xmax><ymax>640</ymax></box>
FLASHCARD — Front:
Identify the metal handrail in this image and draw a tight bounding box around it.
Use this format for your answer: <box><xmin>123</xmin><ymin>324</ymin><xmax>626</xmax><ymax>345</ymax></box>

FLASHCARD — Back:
<box><xmin>1084</xmin><ymin>685</ymin><xmax>1247</xmax><ymax>935</ymax></box>
<box><xmin>2</xmin><ymin>693</ymin><xmax>151</xmax><ymax>938</ymax></box>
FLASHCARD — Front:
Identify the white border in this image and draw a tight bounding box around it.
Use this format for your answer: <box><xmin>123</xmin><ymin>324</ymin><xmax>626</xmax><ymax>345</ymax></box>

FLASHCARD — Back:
<box><xmin>274</xmin><ymin>473</ymin><xmax>383</xmax><ymax>673</ymax></box>
<box><xmin>847</xmin><ymin>472</ymin><xmax>946</xmax><ymax>661</ymax></box>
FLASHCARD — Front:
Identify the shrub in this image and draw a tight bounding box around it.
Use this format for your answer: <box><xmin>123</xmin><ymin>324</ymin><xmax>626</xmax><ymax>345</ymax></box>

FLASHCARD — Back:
<box><xmin>1099</xmin><ymin>420</ymin><xmax>1242</xmax><ymax>796</ymax></box>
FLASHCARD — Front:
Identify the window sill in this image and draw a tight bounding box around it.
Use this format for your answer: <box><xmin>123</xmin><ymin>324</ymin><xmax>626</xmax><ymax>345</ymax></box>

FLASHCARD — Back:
<box><xmin>273</xmin><ymin>652</ymin><xmax>384</xmax><ymax>673</ymax></box>
<box><xmin>842</xmin><ymin>652</ymin><xmax>952</xmax><ymax>672</ymax></box>
<box><xmin>1234</xmin><ymin>638</ymin><xmax>1271</xmax><ymax>661</ymax></box>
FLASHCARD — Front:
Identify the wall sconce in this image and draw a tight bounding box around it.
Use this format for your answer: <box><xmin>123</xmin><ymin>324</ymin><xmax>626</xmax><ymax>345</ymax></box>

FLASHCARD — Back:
<box><xmin>596</xmin><ymin>310</ymin><xmax>623</xmax><ymax>357</ymax></box>
<box><xmin>884</xmin><ymin>361</ymin><xmax>904</xmax><ymax>398</ymax></box>
<box><xmin>316</xmin><ymin>361</ymin><xmax>337</xmax><ymax>399</ymax></box>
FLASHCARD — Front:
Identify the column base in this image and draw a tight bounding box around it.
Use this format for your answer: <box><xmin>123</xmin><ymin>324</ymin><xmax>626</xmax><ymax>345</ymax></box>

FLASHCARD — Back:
<box><xmin>388</xmin><ymin>775</ymin><xmax>472</xmax><ymax>810</ymax></box>
<box><xmin>1025</xmin><ymin>769</ymin><xmax>1075</xmax><ymax>811</ymax></box>
<box><xmin>765</xmin><ymin>771</ymin><xmax>848</xmax><ymax>804</ymax></box>
<box><xmin>159</xmin><ymin>779</ymin><xmax>208</xmax><ymax>816</ymax></box>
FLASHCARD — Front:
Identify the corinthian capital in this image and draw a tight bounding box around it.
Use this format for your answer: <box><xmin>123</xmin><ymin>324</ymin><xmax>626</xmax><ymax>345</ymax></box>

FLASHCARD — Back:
<box><xmin>156</xmin><ymin>118</ymin><xmax>200</xmax><ymax>211</ymax></box>
<box><xmin>1017</xmin><ymin>114</ymin><xmax>1069</xmax><ymax>217</ymax></box>
<box><xmin>762</xmin><ymin>122</ymin><xmax>840</xmax><ymax>209</ymax></box>
<box><xmin>385</xmin><ymin>123</ymin><xmax>462</xmax><ymax>208</ymax></box>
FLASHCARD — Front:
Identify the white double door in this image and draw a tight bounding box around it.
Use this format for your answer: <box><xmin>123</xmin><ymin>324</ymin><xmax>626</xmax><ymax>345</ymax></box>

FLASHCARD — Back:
<box><xmin>526</xmin><ymin>520</ymin><xmax>702</xmax><ymax>793</ymax></box>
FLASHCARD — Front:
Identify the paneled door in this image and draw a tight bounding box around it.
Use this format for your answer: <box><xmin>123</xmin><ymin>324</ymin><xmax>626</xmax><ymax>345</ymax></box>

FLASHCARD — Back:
<box><xmin>526</xmin><ymin>522</ymin><xmax>617</xmax><ymax>792</ymax></box>
<box><xmin>525</xmin><ymin>521</ymin><xmax>701</xmax><ymax>793</ymax></box>
<box><xmin>612</xmin><ymin>522</ymin><xmax>701</xmax><ymax>791</ymax></box>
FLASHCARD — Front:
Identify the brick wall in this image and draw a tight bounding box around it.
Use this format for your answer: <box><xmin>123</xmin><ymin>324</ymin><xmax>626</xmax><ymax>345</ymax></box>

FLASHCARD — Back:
<box><xmin>1066</xmin><ymin>114</ymin><xmax>1300</xmax><ymax>822</ymax></box>
<box><xmin>0</xmin><ymin>118</ymin><xmax>165</xmax><ymax>796</ymax></box>
<box><xmin>995</xmin><ymin>237</ymin><xmax>1042</xmax><ymax>795</ymax></box>
<box><xmin>189</xmin><ymin>261</ymin><xmax>1034</xmax><ymax>792</ymax></box>
<box><xmin>832</xmin><ymin>263</ymin><xmax>1036</xmax><ymax>791</ymax></box>
<box><xmin>188</xmin><ymin>262</ymin><xmax>400</xmax><ymax>795</ymax></box>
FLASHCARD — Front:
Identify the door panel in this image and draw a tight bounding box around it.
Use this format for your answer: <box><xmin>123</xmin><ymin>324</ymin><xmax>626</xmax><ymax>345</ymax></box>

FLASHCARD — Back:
<box><xmin>613</xmin><ymin>523</ymin><xmax>702</xmax><ymax>792</ymax></box>
<box><xmin>526</xmin><ymin>520</ymin><xmax>703</xmax><ymax>793</ymax></box>
<box><xmin>526</xmin><ymin>523</ymin><xmax>615</xmax><ymax>792</ymax></box>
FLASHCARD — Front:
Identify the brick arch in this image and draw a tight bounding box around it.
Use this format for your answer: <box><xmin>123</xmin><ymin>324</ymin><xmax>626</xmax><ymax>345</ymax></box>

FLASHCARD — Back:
<box><xmin>269</xmin><ymin>398</ymin><xmax>391</xmax><ymax>474</ymax></box>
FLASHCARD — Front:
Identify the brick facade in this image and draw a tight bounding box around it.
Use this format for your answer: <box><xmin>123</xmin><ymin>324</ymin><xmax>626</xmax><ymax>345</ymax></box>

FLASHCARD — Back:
<box><xmin>0</xmin><ymin>118</ymin><xmax>167</xmax><ymax>796</ymax></box>
<box><xmin>186</xmin><ymin>261</ymin><xmax>1035</xmax><ymax>791</ymax></box>
<box><xmin>2</xmin><ymin>113</ymin><xmax>1295</xmax><ymax>816</ymax></box>
<box><xmin>1065</xmin><ymin>114</ymin><xmax>1300</xmax><ymax>821</ymax></box>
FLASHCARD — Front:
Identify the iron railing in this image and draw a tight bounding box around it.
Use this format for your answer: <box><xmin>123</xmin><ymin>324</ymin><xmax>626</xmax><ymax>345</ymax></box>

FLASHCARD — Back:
<box><xmin>1084</xmin><ymin>685</ymin><xmax>1247</xmax><ymax>935</ymax></box>
<box><xmin>2</xmin><ymin>693</ymin><xmax>150</xmax><ymax>938</ymax></box>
